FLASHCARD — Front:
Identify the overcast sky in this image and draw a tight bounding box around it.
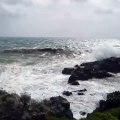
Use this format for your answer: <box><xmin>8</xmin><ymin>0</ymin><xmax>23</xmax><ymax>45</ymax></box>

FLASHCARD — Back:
<box><xmin>0</xmin><ymin>0</ymin><xmax>120</xmax><ymax>38</ymax></box>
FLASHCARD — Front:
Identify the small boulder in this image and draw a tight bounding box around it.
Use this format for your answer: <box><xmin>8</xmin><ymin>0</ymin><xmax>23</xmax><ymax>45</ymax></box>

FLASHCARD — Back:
<box><xmin>80</xmin><ymin>111</ymin><xmax>87</xmax><ymax>116</ymax></box>
<box><xmin>49</xmin><ymin>96</ymin><xmax>73</xmax><ymax>119</ymax></box>
<box><xmin>78</xmin><ymin>89</ymin><xmax>87</xmax><ymax>92</ymax></box>
<box><xmin>73</xmin><ymin>89</ymin><xmax>87</xmax><ymax>93</ymax></box>
<box><xmin>78</xmin><ymin>93</ymin><xmax>84</xmax><ymax>95</ymax></box>
<box><xmin>63</xmin><ymin>91</ymin><xmax>72</xmax><ymax>96</ymax></box>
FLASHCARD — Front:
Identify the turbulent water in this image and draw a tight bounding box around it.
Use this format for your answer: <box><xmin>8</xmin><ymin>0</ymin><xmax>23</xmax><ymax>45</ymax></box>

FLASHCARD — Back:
<box><xmin>0</xmin><ymin>37</ymin><xmax>120</xmax><ymax>119</ymax></box>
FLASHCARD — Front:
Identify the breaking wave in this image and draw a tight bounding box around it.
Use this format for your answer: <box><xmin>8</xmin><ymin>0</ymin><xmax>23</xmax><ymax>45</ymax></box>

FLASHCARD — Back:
<box><xmin>1</xmin><ymin>48</ymin><xmax>73</xmax><ymax>56</ymax></box>
<box><xmin>90</xmin><ymin>44</ymin><xmax>120</xmax><ymax>61</ymax></box>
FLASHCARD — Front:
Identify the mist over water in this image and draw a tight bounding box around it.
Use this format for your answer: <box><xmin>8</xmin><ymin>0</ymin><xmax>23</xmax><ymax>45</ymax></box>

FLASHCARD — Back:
<box><xmin>0</xmin><ymin>37</ymin><xmax>120</xmax><ymax>119</ymax></box>
<box><xmin>91</xmin><ymin>44</ymin><xmax>120</xmax><ymax>61</ymax></box>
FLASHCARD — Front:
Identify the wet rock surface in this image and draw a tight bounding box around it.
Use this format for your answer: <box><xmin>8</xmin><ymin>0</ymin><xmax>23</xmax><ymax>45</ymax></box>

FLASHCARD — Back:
<box><xmin>62</xmin><ymin>68</ymin><xmax>75</xmax><ymax>75</ymax></box>
<box><xmin>63</xmin><ymin>91</ymin><xmax>72</xmax><ymax>96</ymax></box>
<box><xmin>78</xmin><ymin>93</ymin><xmax>84</xmax><ymax>96</ymax></box>
<box><xmin>0</xmin><ymin>90</ymin><xmax>74</xmax><ymax>120</ymax></box>
<box><xmin>62</xmin><ymin>57</ymin><xmax>120</xmax><ymax>83</ymax></box>
<box><xmin>80</xmin><ymin>111</ymin><xmax>86</xmax><ymax>116</ymax></box>
<box><xmin>70</xmin><ymin>81</ymin><xmax>80</xmax><ymax>85</ymax></box>
<box><xmin>73</xmin><ymin>89</ymin><xmax>87</xmax><ymax>93</ymax></box>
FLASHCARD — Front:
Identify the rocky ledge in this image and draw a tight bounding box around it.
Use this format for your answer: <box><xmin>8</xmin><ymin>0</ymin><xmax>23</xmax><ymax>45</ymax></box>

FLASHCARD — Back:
<box><xmin>62</xmin><ymin>57</ymin><xmax>120</xmax><ymax>83</ymax></box>
<box><xmin>0</xmin><ymin>90</ymin><xmax>74</xmax><ymax>120</ymax></box>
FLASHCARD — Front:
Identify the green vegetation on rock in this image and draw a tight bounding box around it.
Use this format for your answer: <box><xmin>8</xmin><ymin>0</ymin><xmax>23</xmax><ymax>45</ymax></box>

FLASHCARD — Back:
<box><xmin>80</xmin><ymin>108</ymin><xmax>120</xmax><ymax>120</ymax></box>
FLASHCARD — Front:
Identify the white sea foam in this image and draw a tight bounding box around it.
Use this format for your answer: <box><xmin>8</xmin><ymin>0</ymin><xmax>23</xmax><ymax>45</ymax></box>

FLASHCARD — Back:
<box><xmin>90</xmin><ymin>44</ymin><xmax>120</xmax><ymax>61</ymax></box>
<box><xmin>0</xmin><ymin>58</ymin><xmax>120</xmax><ymax>119</ymax></box>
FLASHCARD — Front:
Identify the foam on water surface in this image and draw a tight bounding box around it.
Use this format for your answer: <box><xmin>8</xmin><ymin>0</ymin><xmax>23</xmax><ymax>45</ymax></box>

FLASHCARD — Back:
<box><xmin>0</xmin><ymin>60</ymin><xmax>120</xmax><ymax>119</ymax></box>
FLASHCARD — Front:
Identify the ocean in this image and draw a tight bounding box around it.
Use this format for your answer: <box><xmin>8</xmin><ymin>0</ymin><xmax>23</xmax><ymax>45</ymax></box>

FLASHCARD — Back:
<box><xmin>0</xmin><ymin>37</ymin><xmax>120</xmax><ymax>119</ymax></box>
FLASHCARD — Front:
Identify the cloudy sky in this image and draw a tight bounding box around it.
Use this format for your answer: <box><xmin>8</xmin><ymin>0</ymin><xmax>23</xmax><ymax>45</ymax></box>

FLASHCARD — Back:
<box><xmin>0</xmin><ymin>0</ymin><xmax>120</xmax><ymax>38</ymax></box>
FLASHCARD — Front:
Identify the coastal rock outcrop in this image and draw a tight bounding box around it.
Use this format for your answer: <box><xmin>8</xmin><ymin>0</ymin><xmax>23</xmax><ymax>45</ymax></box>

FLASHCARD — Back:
<box><xmin>0</xmin><ymin>90</ymin><xmax>74</xmax><ymax>120</ymax></box>
<box><xmin>62</xmin><ymin>57</ymin><xmax>120</xmax><ymax>83</ymax></box>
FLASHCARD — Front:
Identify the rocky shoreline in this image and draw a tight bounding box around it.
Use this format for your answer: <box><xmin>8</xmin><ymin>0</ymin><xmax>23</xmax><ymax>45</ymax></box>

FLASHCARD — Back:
<box><xmin>1</xmin><ymin>90</ymin><xmax>120</xmax><ymax>120</ymax></box>
<box><xmin>62</xmin><ymin>57</ymin><xmax>120</xmax><ymax>120</ymax></box>
<box><xmin>1</xmin><ymin>57</ymin><xmax>120</xmax><ymax>120</ymax></box>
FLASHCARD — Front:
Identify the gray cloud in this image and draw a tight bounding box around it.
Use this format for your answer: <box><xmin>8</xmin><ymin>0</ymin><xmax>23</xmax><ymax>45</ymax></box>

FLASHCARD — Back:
<box><xmin>95</xmin><ymin>8</ymin><xmax>113</xmax><ymax>14</ymax></box>
<box><xmin>0</xmin><ymin>0</ymin><xmax>32</xmax><ymax>6</ymax></box>
<box><xmin>91</xmin><ymin>0</ymin><xmax>120</xmax><ymax>14</ymax></box>
<box><xmin>0</xmin><ymin>0</ymin><xmax>120</xmax><ymax>38</ymax></box>
<box><xmin>0</xmin><ymin>0</ymin><xmax>23</xmax><ymax>5</ymax></box>
<box><xmin>70</xmin><ymin>0</ymin><xmax>88</xmax><ymax>3</ymax></box>
<box><xmin>0</xmin><ymin>0</ymin><xmax>33</xmax><ymax>18</ymax></box>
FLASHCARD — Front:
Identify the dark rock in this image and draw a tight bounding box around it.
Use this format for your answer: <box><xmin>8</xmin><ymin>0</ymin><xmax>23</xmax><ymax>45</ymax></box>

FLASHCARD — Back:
<box><xmin>68</xmin><ymin>75</ymin><xmax>78</xmax><ymax>83</ymax></box>
<box><xmin>0</xmin><ymin>90</ymin><xmax>6</xmax><ymax>95</ymax></box>
<box><xmin>79</xmin><ymin>89</ymin><xmax>87</xmax><ymax>92</ymax></box>
<box><xmin>68</xmin><ymin>73</ymin><xmax>89</xmax><ymax>83</ymax></box>
<box><xmin>62</xmin><ymin>68</ymin><xmax>75</xmax><ymax>75</ymax></box>
<box><xmin>73</xmin><ymin>89</ymin><xmax>87</xmax><ymax>93</ymax></box>
<box><xmin>49</xmin><ymin>96</ymin><xmax>73</xmax><ymax>119</ymax></box>
<box><xmin>92</xmin><ymin>70</ymin><xmax>113</xmax><ymax>79</ymax></box>
<box><xmin>78</xmin><ymin>93</ymin><xmax>84</xmax><ymax>95</ymax></box>
<box><xmin>80</xmin><ymin>111</ymin><xmax>86</xmax><ymax>116</ymax></box>
<box><xmin>70</xmin><ymin>81</ymin><xmax>80</xmax><ymax>85</ymax></box>
<box><xmin>63</xmin><ymin>91</ymin><xmax>72</xmax><ymax>96</ymax></box>
<box><xmin>0</xmin><ymin>90</ymin><xmax>74</xmax><ymax>120</ymax></box>
<box><xmin>20</xmin><ymin>93</ymin><xmax>31</xmax><ymax>106</ymax></box>
<box><xmin>31</xmin><ymin>113</ymin><xmax>48</xmax><ymax>120</ymax></box>
<box><xmin>63</xmin><ymin>57</ymin><xmax>120</xmax><ymax>83</ymax></box>
<box><xmin>74</xmin><ymin>65</ymin><xmax>79</xmax><ymax>68</ymax></box>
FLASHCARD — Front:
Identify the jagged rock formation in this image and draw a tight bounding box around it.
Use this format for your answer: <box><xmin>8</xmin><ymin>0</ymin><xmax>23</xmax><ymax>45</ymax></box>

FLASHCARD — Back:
<box><xmin>0</xmin><ymin>90</ymin><xmax>74</xmax><ymax>120</ymax></box>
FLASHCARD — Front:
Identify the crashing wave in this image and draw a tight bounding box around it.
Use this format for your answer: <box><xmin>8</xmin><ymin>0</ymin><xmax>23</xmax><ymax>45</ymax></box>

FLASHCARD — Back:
<box><xmin>1</xmin><ymin>48</ymin><xmax>73</xmax><ymax>55</ymax></box>
<box><xmin>89</xmin><ymin>45</ymin><xmax>120</xmax><ymax>61</ymax></box>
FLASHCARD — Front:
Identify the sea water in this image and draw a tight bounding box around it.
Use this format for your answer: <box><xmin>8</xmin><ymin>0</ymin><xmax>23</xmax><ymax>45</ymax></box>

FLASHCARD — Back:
<box><xmin>0</xmin><ymin>37</ymin><xmax>120</xmax><ymax>119</ymax></box>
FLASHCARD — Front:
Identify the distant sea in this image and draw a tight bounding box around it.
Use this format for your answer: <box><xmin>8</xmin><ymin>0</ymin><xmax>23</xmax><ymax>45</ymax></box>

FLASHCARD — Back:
<box><xmin>0</xmin><ymin>37</ymin><xmax>120</xmax><ymax>119</ymax></box>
